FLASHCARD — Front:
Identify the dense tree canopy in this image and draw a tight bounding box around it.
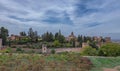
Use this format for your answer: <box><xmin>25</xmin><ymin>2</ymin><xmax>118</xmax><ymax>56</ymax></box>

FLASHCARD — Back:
<box><xmin>28</xmin><ymin>28</ymin><xmax>38</xmax><ymax>42</ymax></box>
<box><xmin>99</xmin><ymin>43</ymin><xmax>120</xmax><ymax>56</ymax></box>
<box><xmin>20</xmin><ymin>31</ymin><xmax>26</xmax><ymax>36</ymax></box>
<box><xmin>55</xmin><ymin>30</ymin><xmax>65</xmax><ymax>43</ymax></box>
<box><xmin>42</xmin><ymin>32</ymin><xmax>54</xmax><ymax>42</ymax></box>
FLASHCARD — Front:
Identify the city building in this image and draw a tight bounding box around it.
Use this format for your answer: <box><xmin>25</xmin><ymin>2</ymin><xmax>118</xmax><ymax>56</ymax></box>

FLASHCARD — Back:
<box><xmin>82</xmin><ymin>42</ymin><xmax>89</xmax><ymax>48</ymax></box>
<box><xmin>8</xmin><ymin>34</ymin><xmax>28</xmax><ymax>41</ymax></box>
<box><xmin>66</xmin><ymin>32</ymin><xmax>77</xmax><ymax>42</ymax></box>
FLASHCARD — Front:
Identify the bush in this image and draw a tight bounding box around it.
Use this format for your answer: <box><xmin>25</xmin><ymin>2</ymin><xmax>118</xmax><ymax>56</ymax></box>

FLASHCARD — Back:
<box><xmin>98</xmin><ymin>43</ymin><xmax>120</xmax><ymax>56</ymax></box>
<box><xmin>17</xmin><ymin>40</ymin><xmax>28</xmax><ymax>44</ymax></box>
<box><xmin>53</xmin><ymin>40</ymin><xmax>61</xmax><ymax>47</ymax></box>
<box><xmin>5</xmin><ymin>47</ymin><xmax>12</xmax><ymax>53</ymax></box>
<box><xmin>66</xmin><ymin>43</ymin><xmax>72</xmax><ymax>47</ymax></box>
<box><xmin>16</xmin><ymin>48</ymin><xmax>22</xmax><ymax>52</ymax></box>
<box><xmin>81</xmin><ymin>46</ymin><xmax>98</xmax><ymax>56</ymax></box>
<box><xmin>89</xmin><ymin>42</ymin><xmax>99</xmax><ymax>50</ymax></box>
<box><xmin>51</xmin><ymin>49</ymin><xmax>56</xmax><ymax>54</ymax></box>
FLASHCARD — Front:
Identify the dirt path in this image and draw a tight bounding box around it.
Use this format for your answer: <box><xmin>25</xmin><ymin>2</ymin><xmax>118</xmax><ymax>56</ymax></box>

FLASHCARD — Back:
<box><xmin>103</xmin><ymin>66</ymin><xmax>120</xmax><ymax>71</ymax></box>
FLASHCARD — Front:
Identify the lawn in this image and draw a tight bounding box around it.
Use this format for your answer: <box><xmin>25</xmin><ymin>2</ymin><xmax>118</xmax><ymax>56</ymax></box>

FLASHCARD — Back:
<box><xmin>88</xmin><ymin>56</ymin><xmax>120</xmax><ymax>71</ymax></box>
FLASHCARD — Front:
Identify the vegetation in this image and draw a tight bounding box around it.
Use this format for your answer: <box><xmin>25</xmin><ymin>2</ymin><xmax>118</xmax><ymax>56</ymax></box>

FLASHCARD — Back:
<box><xmin>28</xmin><ymin>28</ymin><xmax>39</xmax><ymax>42</ymax></box>
<box><xmin>88</xmin><ymin>56</ymin><xmax>120</xmax><ymax>71</ymax></box>
<box><xmin>0</xmin><ymin>27</ymin><xmax>110</xmax><ymax>49</ymax></box>
<box><xmin>42</xmin><ymin>31</ymin><xmax>54</xmax><ymax>42</ymax></box>
<box><xmin>0</xmin><ymin>27</ymin><xmax>9</xmax><ymax>45</ymax></box>
<box><xmin>0</xmin><ymin>53</ymin><xmax>119</xmax><ymax>71</ymax></box>
<box><xmin>98</xmin><ymin>43</ymin><xmax>120</xmax><ymax>56</ymax></box>
<box><xmin>81</xmin><ymin>46</ymin><xmax>98</xmax><ymax>56</ymax></box>
<box><xmin>0</xmin><ymin>47</ymin><xmax>12</xmax><ymax>53</ymax></box>
<box><xmin>80</xmin><ymin>43</ymin><xmax>120</xmax><ymax>57</ymax></box>
<box><xmin>20</xmin><ymin>31</ymin><xmax>26</xmax><ymax>36</ymax></box>
<box><xmin>54</xmin><ymin>30</ymin><xmax>65</xmax><ymax>43</ymax></box>
<box><xmin>16</xmin><ymin>47</ymin><xmax>22</xmax><ymax>52</ymax></box>
<box><xmin>0</xmin><ymin>53</ymin><xmax>92</xmax><ymax>71</ymax></box>
<box><xmin>51</xmin><ymin>49</ymin><xmax>56</xmax><ymax>54</ymax></box>
<box><xmin>53</xmin><ymin>40</ymin><xmax>60</xmax><ymax>47</ymax></box>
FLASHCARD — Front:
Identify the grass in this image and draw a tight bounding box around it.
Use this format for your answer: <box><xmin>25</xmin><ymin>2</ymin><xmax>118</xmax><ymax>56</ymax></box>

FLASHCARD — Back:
<box><xmin>0</xmin><ymin>52</ymin><xmax>120</xmax><ymax>71</ymax></box>
<box><xmin>88</xmin><ymin>56</ymin><xmax>120</xmax><ymax>71</ymax></box>
<box><xmin>0</xmin><ymin>53</ymin><xmax>92</xmax><ymax>71</ymax></box>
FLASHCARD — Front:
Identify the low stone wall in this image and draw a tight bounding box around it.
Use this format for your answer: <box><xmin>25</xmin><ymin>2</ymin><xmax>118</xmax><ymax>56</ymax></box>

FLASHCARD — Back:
<box><xmin>51</xmin><ymin>48</ymin><xmax>82</xmax><ymax>53</ymax></box>
<box><xmin>11</xmin><ymin>47</ymin><xmax>82</xmax><ymax>53</ymax></box>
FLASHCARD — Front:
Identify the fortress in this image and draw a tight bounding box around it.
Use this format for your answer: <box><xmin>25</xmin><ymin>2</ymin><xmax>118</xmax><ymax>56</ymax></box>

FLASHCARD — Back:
<box><xmin>66</xmin><ymin>32</ymin><xmax>111</xmax><ymax>48</ymax></box>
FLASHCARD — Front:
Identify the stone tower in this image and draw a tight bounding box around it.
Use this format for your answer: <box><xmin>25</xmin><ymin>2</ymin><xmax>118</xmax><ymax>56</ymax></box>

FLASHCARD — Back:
<box><xmin>42</xmin><ymin>44</ymin><xmax>47</xmax><ymax>53</ymax></box>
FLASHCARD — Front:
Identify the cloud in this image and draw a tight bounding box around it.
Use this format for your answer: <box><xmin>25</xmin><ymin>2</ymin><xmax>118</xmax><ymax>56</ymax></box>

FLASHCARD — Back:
<box><xmin>0</xmin><ymin>0</ymin><xmax>120</xmax><ymax>39</ymax></box>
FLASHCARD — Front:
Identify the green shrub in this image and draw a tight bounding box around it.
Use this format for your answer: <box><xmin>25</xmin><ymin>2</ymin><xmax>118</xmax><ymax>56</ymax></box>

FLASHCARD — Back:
<box><xmin>53</xmin><ymin>40</ymin><xmax>61</xmax><ymax>47</ymax></box>
<box><xmin>16</xmin><ymin>48</ymin><xmax>22</xmax><ymax>52</ymax></box>
<box><xmin>5</xmin><ymin>47</ymin><xmax>12</xmax><ymax>53</ymax></box>
<box><xmin>66</xmin><ymin>43</ymin><xmax>72</xmax><ymax>47</ymax></box>
<box><xmin>0</xmin><ymin>47</ymin><xmax>12</xmax><ymax>53</ymax></box>
<box><xmin>81</xmin><ymin>46</ymin><xmax>98</xmax><ymax>56</ymax></box>
<box><xmin>98</xmin><ymin>43</ymin><xmax>120</xmax><ymax>56</ymax></box>
<box><xmin>51</xmin><ymin>49</ymin><xmax>56</xmax><ymax>54</ymax></box>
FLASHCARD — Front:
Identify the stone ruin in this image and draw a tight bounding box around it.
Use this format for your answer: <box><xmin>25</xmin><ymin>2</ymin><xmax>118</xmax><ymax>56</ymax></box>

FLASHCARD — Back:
<box><xmin>82</xmin><ymin>43</ymin><xmax>89</xmax><ymax>48</ymax></box>
<box><xmin>42</xmin><ymin>44</ymin><xmax>48</xmax><ymax>54</ymax></box>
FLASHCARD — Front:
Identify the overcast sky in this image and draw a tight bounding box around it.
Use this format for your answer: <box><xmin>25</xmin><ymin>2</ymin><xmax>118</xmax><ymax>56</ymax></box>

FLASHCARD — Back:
<box><xmin>0</xmin><ymin>0</ymin><xmax>120</xmax><ymax>39</ymax></box>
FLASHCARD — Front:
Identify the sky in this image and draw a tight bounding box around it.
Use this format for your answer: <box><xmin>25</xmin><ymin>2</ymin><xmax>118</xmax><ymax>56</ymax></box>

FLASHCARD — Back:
<box><xmin>0</xmin><ymin>0</ymin><xmax>120</xmax><ymax>39</ymax></box>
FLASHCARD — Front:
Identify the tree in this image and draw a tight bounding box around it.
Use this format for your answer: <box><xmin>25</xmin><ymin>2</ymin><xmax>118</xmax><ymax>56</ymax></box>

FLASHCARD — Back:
<box><xmin>83</xmin><ymin>36</ymin><xmax>87</xmax><ymax>42</ymax></box>
<box><xmin>0</xmin><ymin>27</ymin><xmax>9</xmax><ymax>45</ymax></box>
<box><xmin>77</xmin><ymin>35</ymin><xmax>83</xmax><ymax>47</ymax></box>
<box><xmin>81</xmin><ymin>46</ymin><xmax>98</xmax><ymax>56</ymax></box>
<box><xmin>28</xmin><ymin>28</ymin><xmax>34</xmax><ymax>40</ymax></box>
<box><xmin>89</xmin><ymin>42</ymin><xmax>98</xmax><ymax>50</ymax></box>
<box><xmin>28</xmin><ymin>28</ymin><xmax>38</xmax><ymax>42</ymax></box>
<box><xmin>34</xmin><ymin>31</ymin><xmax>38</xmax><ymax>42</ymax></box>
<box><xmin>20</xmin><ymin>31</ymin><xmax>26</xmax><ymax>36</ymax></box>
<box><xmin>49</xmin><ymin>32</ymin><xmax>54</xmax><ymax>42</ymax></box>
<box><xmin>42</xmin><ymin>32</ymin><xmax>54</xmax><ymax>42</ymax></box>
<box><xmin>51</xmin><ymin>49</ymin><xmax>56</xmax><ymax>54</ymax></box>
<box><xmin>54</xmin><ymin>30</ymin><xmax>65</xmax><ymax>43</ymax></box>
<box><xmin>55</xmin><ymin>32</ymin><xmax>59</xmax><ymax>40</ymax></box>
<box><xmin>53</xmin><ymin>40</ymin><xmax>60</xmax><ymax>47</ymax></box>
<box><xmin>98</xmin><ymin>43</ymin><xmax>120</xmax><ymax>56</ymax></box>
<box><xmin>70</xmin><ymin>38</ymin><xmax>75</xmax><ymax>47</ymax></box>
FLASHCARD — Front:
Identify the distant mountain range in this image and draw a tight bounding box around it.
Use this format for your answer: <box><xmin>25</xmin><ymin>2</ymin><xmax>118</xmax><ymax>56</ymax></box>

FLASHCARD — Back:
<box><xmin>112</xmin><ymin>39</ymin><xmax>120</xmax><ymax>43</ymax></box>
